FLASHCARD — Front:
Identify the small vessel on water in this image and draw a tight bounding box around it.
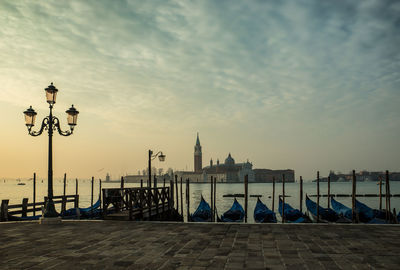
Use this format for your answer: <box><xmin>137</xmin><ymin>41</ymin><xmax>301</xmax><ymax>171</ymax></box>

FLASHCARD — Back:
<box><xmin>219</xmin><ymin>198</ymin><xmax>244</xmax><ymax>222</ymax></box>
<box><xmin>278</xmin><ymin>197</ymin><xmax>310</xmax><ymax>223</ymax></box>
<box><xmin>254</xmin><ymin>198</ymin><xmax>276</xmax><ymax>223</ymax></box>
<box><xmin>17</xmin><ymin>183</ymin><xmax>26</xmax><ymax>186</ymax></box>
<box><xmin>305</xmin><ymin>195</ymin><xmax>342</xmax><ymax>223</ymax></box>
<box><xmin>190</xmin><ymin>195</ymin><xmax>212</xmax><ymax>222</ymax></box>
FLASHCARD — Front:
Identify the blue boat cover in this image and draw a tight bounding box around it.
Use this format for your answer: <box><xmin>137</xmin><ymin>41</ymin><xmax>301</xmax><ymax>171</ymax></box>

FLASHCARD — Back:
<box><xmin>306</xmin><ymin>196</ymin><xmax>338</xmax><ymax>222</ymax></box>
<box><xmin>278</xmin><ymin>197</ymin><xmax>307</xmax><ymax>223</ymax></box>
<box><xmin>190</xmin><ymin>196</ymin><xmax>212</xmax><ymax>222</ymax></box>
<box><xmin>62</xmin><ymin>198</ymin><xmax>102</xmax><ymax>218</ymax></box>
<box><xmin>220</xmin><ymin>198</ymin><xmax>244</xmax><ymax>222</ymax></box>
<box><xmin>254</xmin><ymin>198</ymin><xmax>276</xmax><ymax>223</ymax></box>
<box><xmin>330</xmin><ymin>197</ymin><xmax>352</xmax><ymax>220</ymax></box>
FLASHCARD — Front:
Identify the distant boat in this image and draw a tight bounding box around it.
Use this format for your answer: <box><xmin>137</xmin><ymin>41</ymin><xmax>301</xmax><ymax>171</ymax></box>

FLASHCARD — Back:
<box><xmin>17</xmin><ymin>183</ymin><xmax>26</xmax><ymax>186</ymax></box>
<box><xmin>190</xmin><ymin>195</ymin><xmax>212</xmax><ymax>222</ymax></box>
<box><xmin>218</xmin><ymin>198</ymin><xmax>244</xmax><ymax>222</ymax></box>
<box><xmin>254</xmin><ymin>198</ymin><xmax>276</xmax><ymax>223</ymax></box>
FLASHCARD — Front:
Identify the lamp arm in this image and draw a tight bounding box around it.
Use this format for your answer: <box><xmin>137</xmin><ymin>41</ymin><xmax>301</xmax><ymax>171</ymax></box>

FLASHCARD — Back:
<box><xmin>28</xmin><ymin>117</ymin><xmax>49</xmax><ymax>137</ymax></box>
<box><xmin>151</xmin><ymin>151</ymin><xmax>163</xmax><ymax>160</ymax></box>
<box><xmin>53</xmin><ymin>116</ymin><xmax>73</xmax><ymax>136</ymax></box>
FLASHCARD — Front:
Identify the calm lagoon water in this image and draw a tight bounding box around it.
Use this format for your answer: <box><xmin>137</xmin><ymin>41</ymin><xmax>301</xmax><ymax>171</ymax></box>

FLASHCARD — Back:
<box><xmin>1</xmin><ymin>179</ymin><xmax>399</xmax><ymax>223</ymax></box>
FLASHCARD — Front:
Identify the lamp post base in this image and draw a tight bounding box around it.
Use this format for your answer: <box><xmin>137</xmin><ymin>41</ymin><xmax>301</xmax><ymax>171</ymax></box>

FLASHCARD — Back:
<box><xmin>39</xmin><ymin>216</ymin><xmax>62</xmax><ymax>224</ymax></box>
<box><xmin>43</xmin><ymin>199</ymin><xmax>59</xmax><ymax>218</ymax></box>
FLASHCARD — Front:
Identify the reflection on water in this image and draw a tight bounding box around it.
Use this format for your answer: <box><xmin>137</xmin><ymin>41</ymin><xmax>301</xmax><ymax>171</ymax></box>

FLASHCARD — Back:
<box><xmin>1</xmin><ymin>179</ymin><xmax>399</xmax><ymax>223</ymax></box>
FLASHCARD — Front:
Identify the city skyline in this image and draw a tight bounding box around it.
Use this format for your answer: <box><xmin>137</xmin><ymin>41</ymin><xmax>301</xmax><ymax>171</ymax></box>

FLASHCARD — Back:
<box><xmin>1</xmin><ymin>1</ymin><xmax>399</xmax><ymax>180</ymax></box>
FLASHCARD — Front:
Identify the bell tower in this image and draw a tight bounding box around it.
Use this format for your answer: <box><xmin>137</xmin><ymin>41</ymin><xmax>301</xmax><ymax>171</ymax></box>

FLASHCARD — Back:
<box><xmin>194</xmin><ymin>133</ymin><xmax>202</xmax><ymax>173</ymax></box>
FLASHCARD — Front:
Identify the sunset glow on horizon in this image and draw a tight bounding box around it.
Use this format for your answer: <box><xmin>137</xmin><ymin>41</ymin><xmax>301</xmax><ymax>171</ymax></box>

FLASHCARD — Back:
<box><xmin>1</xmin><ymin>1</ymin><xmax>399</xmax><ymax>180</ymax></box>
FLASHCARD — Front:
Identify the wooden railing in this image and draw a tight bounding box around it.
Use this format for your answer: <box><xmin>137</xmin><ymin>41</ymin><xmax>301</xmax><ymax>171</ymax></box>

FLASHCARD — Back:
<box><xmin>0</xmin><ymin>195</ymin><xmax>79</xmax><ymax>221</ymax></box>
<box><xmin>102</xmin><ymin>186</ymin><xmax>173</xmax><ymax>220</ymax></box>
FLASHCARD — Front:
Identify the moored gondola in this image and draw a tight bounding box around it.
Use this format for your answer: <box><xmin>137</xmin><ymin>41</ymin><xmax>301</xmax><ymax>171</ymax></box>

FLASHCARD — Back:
<box><xmin>190</xmin><ymin>195</ymin><xmax>212</xmax><ymax>222</ymax></box>
<box><xmin>278</xmin><ymin>197</ymin><xmax>310</xmax><ymax>223</ymax></box>
<box><xmin>219</xmin><ymin>198</ymin><xmax>244</xmax><ymax>222</ymax></box>
<box><xmin>305</xmin><ymin>195</ymin><xmax>342</xmax><ymax>223</ymax></box>
<box><xmin>254</xmin><ymin>198</ymin><xmax>276</xmax><ymax>223</ymax></box>
<box><xmin>330</xmin><ymin>197</ymin><xmax>353</xmax><ymax>221</ymax></box>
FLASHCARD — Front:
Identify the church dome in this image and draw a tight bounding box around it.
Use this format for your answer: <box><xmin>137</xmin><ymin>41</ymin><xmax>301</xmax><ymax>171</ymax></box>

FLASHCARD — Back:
<box><xmin>225</xmin><ymin>153</ymin><xmax>235</xmax><ymax>165</ymax></box>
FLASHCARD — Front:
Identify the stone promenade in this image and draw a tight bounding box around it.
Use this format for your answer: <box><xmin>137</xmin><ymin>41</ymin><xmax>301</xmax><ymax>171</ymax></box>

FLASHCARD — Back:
<box><xmin>0</xmin><ymin>221</ymin><xmax>399</xmax><ymax>270</ymax></box>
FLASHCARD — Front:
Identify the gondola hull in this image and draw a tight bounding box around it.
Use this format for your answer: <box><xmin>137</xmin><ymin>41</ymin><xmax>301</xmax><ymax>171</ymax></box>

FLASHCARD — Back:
<box><xmin>220</xmin><ymin>198</ymin><xmax>244</xmax><ymax>222</ymax></box>
<box><xmin>254</xmin><ymin>198</ymin><xmax>276</xmax><ymax>223</ymax></box>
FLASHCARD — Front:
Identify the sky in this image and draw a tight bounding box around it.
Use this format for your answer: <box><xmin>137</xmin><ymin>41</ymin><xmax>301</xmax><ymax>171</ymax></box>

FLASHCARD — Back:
<box><xmin>0</xmin><ymin>0</ymin><xmax>399</xmax><ymax>181</ymax></box>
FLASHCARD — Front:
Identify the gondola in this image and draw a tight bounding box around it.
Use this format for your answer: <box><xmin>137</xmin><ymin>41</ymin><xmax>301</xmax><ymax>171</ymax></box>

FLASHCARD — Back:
<box><xmin>254</xmin><ymin>198</ymin><xmax>276</xmax><ymax>223</ymax></box>
<box><xmin>278</xmin><ymin>197</ymin><xmax>310</xmax><ymax>223</ymax></box>
<box><xmin>330</xmin><ymin>197</ymin><xmax>353</xmax><ymax>221</ymax></box>
<box><xmin>7</xmin><ymin>214</ymin><xmax>42</xmax><ymax>221</ymax></box>
<box><xmin>190</xmin><ymin>195</ymin><xmax>212</xmax><ymax>222</ymax></box>
<box><xmin>219</xmin><ymin>198</ymin><xmax>244</xmax><ymax>222</ymax></box>
<box><xmin>355</xmin><ymin>199</ymin><xmax>390</xmax><ymax>223</ymax></box>
<box><xmin>305</xmin><ymin>195</ymin><xmax>341</xmax><ymax>222</ymax></box>
<box><xmin>62</xmin><ymin>198</ymin><xmax>102</xmax><ymax>218</ymax></box>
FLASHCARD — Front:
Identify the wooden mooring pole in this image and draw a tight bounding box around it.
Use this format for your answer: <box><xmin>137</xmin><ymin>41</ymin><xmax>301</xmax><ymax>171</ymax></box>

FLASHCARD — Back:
<box><xmin>120</xmin><ymin>176</ymin><xmax>124</xmax><ymax>189</ymax></box>
<box><xmin>300</xmin><ymin>176</ymin><xmax>303</xmax><ymax>213</ymax></box>
<box><xmin>33</xmin><ymin>173</ymin><xmax>36</xmax><ymax>216</ymax></box>
<box><xmin>244</xmin><ymin>175</ymin><xmax>248</xmax><ymax>223</ymax></box>
<box><xmin>91</xmin><ymin>176</ymin><xmax>94</xmax><ymax>218</ymax></box>
<box><xmin>213</xmin><ymin>176</ymin><xmax>216</xmax><ymax>221</ymax></box>
<box><xmin>282</xmin><ymin>174</ymin><xmax>285</xmax><ymax>223</ymax></box>
<box><xmin>386</xmin><ymin>170</ymin><xmax>391</xmax><ymax>222</ymax></box>
<box><xmin>379</xmin><ymin>176</ymin><xmax>382</xmax><ymax>211</ymax></box>
<box><xmin>163</xmin><ymin>178</ymin><xmax>166</xmax><ymax>188</ymax></box>
<box><xmin>180</xmin><ymin>177</ymin><xmax>183</xmax><ymax>219</ymax></box>
<box><xmin>99</xmin><ymin>179</ymin><xmax>102</xmax><ymax>212</ymax></box>
<box><xmin>317</xmin><ymin>171</ymin><xmax>320</xmax><ymax>223</ymax></box>
<box><xmin>140</xmin><ymin>179</ymin><xmax>143</xmax><ymax>188</ymax></box>
<box><xmin>63</xmin><ymin>173</ymin><xmax>66</xmax><ymax>197</ymax></box>
<box><xmin>327</xmin><ymin>176</ymin><xmax>331</xmax><ymax>208</ymax></box>
<box><xmin>211</xmin><ymin>176</ymin><xmax>214</xmax><ymax>222</ymax></box>
<box><xmin>175</xmin><ymin>175</ymin><xmax>179</xmax><ymax>214</ymax></box>
<box><xmin>352</xmin><ymin>170</ymin><xmax>356</xmax><ymax>223</ymax></box>
<box><xmin>186</xmin><ymin>179</ymin><xmax>190</xmax><ymax>222</ymax></box>
<box><xmin>75</xmin><ymin>178</ymin><xmax>79</xmax><ymax>208</ymax></box>
<box><xmin>272</xmin><ymin>176</ymin><xmax>275</xmax><ymax>212</ymax></box>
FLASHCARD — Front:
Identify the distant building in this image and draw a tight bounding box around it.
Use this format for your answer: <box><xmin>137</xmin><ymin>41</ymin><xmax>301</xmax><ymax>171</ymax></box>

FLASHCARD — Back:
<box><xmin>176</xmin><ymin>134</ymin><xmax>295</xmax><ymax>183</ymax></box>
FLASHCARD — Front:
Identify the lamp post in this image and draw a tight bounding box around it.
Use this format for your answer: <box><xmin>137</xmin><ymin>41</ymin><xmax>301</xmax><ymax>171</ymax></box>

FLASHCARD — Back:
<box><xmin>148</xmin><ymin>150</ymin><xmax>166</xmax><ymax>187</ymax></box>
<box><xmin>23</xmin><ymin>82</ymin><xmax>79</xmax><ymax>218</ymax></box>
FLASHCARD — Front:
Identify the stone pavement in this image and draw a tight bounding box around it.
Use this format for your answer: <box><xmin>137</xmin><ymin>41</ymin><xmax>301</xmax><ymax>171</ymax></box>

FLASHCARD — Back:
<box><xmin>0</xmin><ymin>221</ymin><xmax>399</xmax><ymax>270</ymax></box>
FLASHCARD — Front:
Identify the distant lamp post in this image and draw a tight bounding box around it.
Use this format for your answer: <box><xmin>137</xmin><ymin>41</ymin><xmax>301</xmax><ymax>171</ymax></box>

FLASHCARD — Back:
<box><xmin>23</xmin><ymin>82</ymin><xmax>79</xmax><ymax>218</ymax></box>
<box><xmin>148</xmin><ymin>150</ymin><xmax>166</xmax><ymax>187</ymax></box>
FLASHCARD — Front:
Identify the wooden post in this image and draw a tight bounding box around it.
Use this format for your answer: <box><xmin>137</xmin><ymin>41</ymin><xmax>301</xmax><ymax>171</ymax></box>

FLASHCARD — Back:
<box><xmin>155</xmin><ymin>180</ymin><xmax>159</xmax><ymax>220</ymax></box>
<box><xmin>1</xmin><ymin>200</ymin><xmax>9</xmax><ymax>221</ymax></box>
<box><xmin>327</xmin><ymin>176</ymin><xmax>331</xmax><ymax>208</ymax></box>
<box><xmin>63</xmin><ymin>173</ymin><xmax>66</xmax><ymax>197</ymax></box>
<box><xmin>102</xmin><ymin>189</ymin><xmax>107</xmax><ymax>219</ymax></box>
<box><xmin>386</xmin><ymin>170</ymin><xmax>391</xmax><ymax>222</ymax></box>
<box><xmin>379</xmin><ymin>176</ymin><xmax>382</xmax><ymax>211</ymax></box>
<box><xmin>244</xmin><ymin>175</ymin><xmax>248</xmax><ymax>223</ymax></box>
<box><xmin>300</xmin><ymin>176</ymin><xmax>303</xmax><ymax>213</ymax></box>
<box><xmin>180</xmin><ymin>177</ymin><xmax>183</xmax><ymax>219</ymax></box>
<box><xmin>91</xmin><ymin>176</ymin><xmax>94</xmax><ymax>218</ymax></box>
<box><xmin>22</xmin><ymin>198</ymin><xmax>28</xmax><ymax>218</ymax></box>
<box><xmin>213</xmin><ymin>176</ymin><xmax>217</xmax><ymax>221</ymax></box>
<box><xmin>163</xmin><ymin>178</ymin><xmax>166</xmax><ymax>188</ymax></box>
<box><xmin>186</xmin><ymin>179</ymin><xmax>190</xmax><ymax>222</ymax></box>
<box><xmin>175</xmin><ymin>175</ymin><xmax>179</xmax><ymax>213</ymax></box>
<box><xmin>282</xmin><ymin>174</ymin><xmax>285</xmax><ymax>223</ymax></box>
<box><xmin>170</xmin><ymin>180</ymin><xmax>174</xmax><ymax>217</ymax></box>
<box><xmin>154</xmin><ymin>175</ymin><xmax>157</xmax><ymax>188</ymax></box>
<box><xmin>75</xmin><ymin>178</ymin><xmax>79</xmax><ymax>208</ymax></box>
<box><xmin>120</xmin><ymin>176</ymin><xmax>124</xmax><ymax>189</ymax></box>
<box><xmin>272</xmin><ymin>176</ymin><xmax>275</xmax><ymax>212</ymax></box>
<box><xmin>99</xmin><ymin>179</ymin><xmax>102</xmax><ymax>212</ymax></box>
<box><xmin>352</xmin><ymin>170</ymin><xmax>356</xmax><ymax>223</ymax></box>
<box><xmin>140</xmin><ymin>179</ymin><xmax>143</xmax><ymax>188</ymax></box>
<box><xmin>33</xmin><ymin>172</ymin><xmax>36</xmax><ymax>216</ymax></box>
<box><xmin>211</xmin><ymin>176</ymin><xmax>214</xmax><ymax>222</ymax></box>
<box><xmin>129</xmin><ymin>189</ymin><xmax>133</xmax><ymax>221</ymax></box>
<box><xmin>317</xmin><ymin>171</ymin><xmax>320</xmax><ymax>223</ymax></box>
<box><xmin>148</xmin><ymin>184</ymin><xmax>152</xmax><ymax>221</ymax></box>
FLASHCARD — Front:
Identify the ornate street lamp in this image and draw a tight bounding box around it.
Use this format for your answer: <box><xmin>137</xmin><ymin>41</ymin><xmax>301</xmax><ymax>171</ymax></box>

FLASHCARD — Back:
<box><xmin>148</xmin><ymin>150</ymin><xmax>166</xmax><ymax>187</ymax></box>
<box><xmin>23</xmin><ymin>82</ymin><xmax>79</xmax><ymax>219</ymax></box>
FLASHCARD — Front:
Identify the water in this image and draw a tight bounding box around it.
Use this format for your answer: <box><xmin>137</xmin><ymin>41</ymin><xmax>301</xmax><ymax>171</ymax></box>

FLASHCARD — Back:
<box><xmin>1</xmin><ymin>179</ymin><xmax>399</xmax><ymax>223</ymax></box>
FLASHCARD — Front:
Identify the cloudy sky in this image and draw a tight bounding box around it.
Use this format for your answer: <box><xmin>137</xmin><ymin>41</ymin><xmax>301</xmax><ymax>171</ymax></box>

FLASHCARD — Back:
<box><xmin>1</xmin><ymin>0</ymin><xmax>399</xmax><ymax>180</ymax></box>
